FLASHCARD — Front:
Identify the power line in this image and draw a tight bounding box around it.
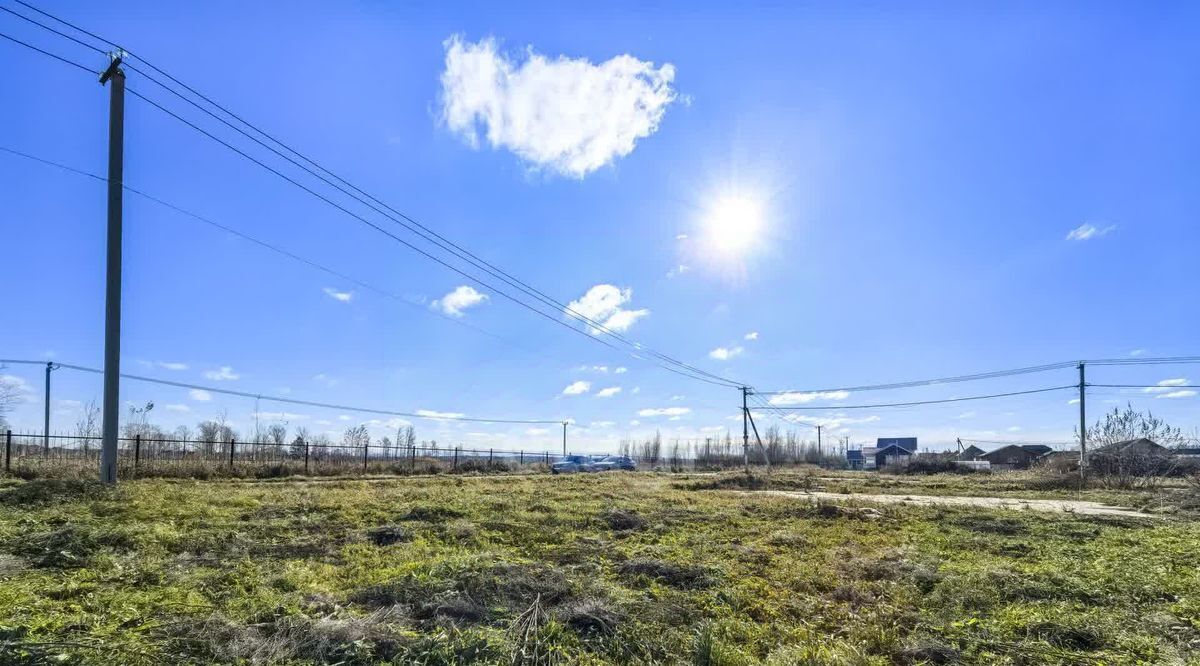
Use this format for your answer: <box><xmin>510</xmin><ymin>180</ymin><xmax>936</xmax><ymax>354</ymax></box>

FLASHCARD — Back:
<box><xmin>753</xmin><ymin>386</ymin><xmax>1077</xmax><ymax>411</ymax></box>
<box><xmin>752</xmin><ymin>361</ymin><xmax>1078</xmax><ymax>396</ymax></box>
<box><xmin>1088</xmin><ymin>384</ymin><xmax>1200</xmax><ymax>390</ymax></box>
<box><xmin>0</xmin><ymin>28</ymin><xmax>93</xmax><ymax>73</ymax></box>
<box><xmin>0</xmin><ymin>358</ymin><xmax>563</xmax><ymax>425</ymax></box>
<box><xmin>0</xmin><ymin>144</ymin><xmax>553</xmax><ymax>356</ymax></box>
<box><xmin>2</xmin><ymin>2</ymin><xmax>744</xmax><ymax>389</ymax></box>
<box><xmin>0</xmin><ymin>11</ymin><xmax>740</xmax><ymax>391</ymax></box>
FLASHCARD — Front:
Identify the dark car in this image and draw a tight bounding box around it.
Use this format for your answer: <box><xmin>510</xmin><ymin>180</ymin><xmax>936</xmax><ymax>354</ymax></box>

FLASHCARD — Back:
<box><xmin>550</xmin><ymin>454</ymin><xmax>599</xmax><ymax>474</ymax></box>
<box><xmin>593</xmin><ymin>455</ymin><xmax>637</xmax><ymax>471</ymax></box>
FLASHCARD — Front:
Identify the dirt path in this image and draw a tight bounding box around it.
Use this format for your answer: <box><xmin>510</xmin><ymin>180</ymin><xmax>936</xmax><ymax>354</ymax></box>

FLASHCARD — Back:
<box><xmin>757</xmin><ymin>489</ymin><xmax>1158</xmax><ymax>519</ymax></box>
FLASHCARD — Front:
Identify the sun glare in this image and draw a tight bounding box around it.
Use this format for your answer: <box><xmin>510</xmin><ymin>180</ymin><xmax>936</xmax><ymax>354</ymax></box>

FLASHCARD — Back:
<box><xmin>703</xmin><ymin>195</ymin><xmax>764</xmax><ymax>256</ymax></box>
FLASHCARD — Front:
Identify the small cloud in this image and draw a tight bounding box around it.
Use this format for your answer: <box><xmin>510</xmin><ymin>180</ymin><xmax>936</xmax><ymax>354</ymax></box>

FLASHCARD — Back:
<box><xmin>188</xmin><ymin>389</ymin><xmax>211</xmax><ymax>402</ymax></box>
<box><xmin>157</xmin><ymin>361</ymin><xmax>189</xmax><ymax>371</ymax></box>
<box><xmin>439</xmin><ymin>35</ymin><xmax>677</xmax><ymax>178</ymax></box>
<box><xmin>203</xmin><ymin>366</ymin><xmax>239</xmax><ymax>381</ymax></box>
<box><xmin>955</xmin><ymin>411</ymin><xmax>977</xmax><ymax>420</ymax></box>
<box><xmin>323</xmin><ymin>287</ymin><xmax>353</xmax><ymax>302</ymax></box>
<box><xmin>631</xmin><ymin>386</ymin><xmax>641</xmax><ymax>394</ymax></box>
<box><xmin>614</xmin><ymin>367</ymin><xmax>628</xmax><ymax>374</ymax></box>
<box><xmin>1067</xmin><ymin>398</ymin><xmax>1081</xmax><ymax>405</ymax></box>
<box><xmin>562</xmin><ymin>380</ymin><xmax>591</xmax><ymax>396</ymax></box>
<box><xmin>525</xmin><ymin>427</ymin><xmax>550</xmax><ymax>436</ymax></box>
<box><xmin>666</xmin><ymin>264</ymin><xmax>690</xmax><ymax>279</ymax></box>
<box><xmin>1007</xmin><ymin>426</ymin><xmax>1022</xmax><ymax>432</ymax></box>
<box><xmin>1065</xmin><ymin>223</ymin><xmax>1117</xmax><ymax>241</ymax></box>
<box><xmin>1157</xmin><ymin>390</ymin><xmax>1196</xmax><ymax>400</ymax></box>
<box><xmin>670</xmin><ymin>394</ymin><xmax>685</xmax><ymax>401</ymax></box>
<box><xmin>1129</xmin><ymin>349</ymin><xmax>1146</xmax><ymax>357</ymax></box>
<box><xmin>743</xmin><ymin>331</ymin><xmax>759</xmax><ymax>341</ymax></box>
<box><xmin>434</xmin><ymin>285</ymin><xmax>489</xmax><ymax>317</ymax></box>
<box><xmin>338</xmin><ymin>414</ymin><xmax>352</xmax><ymax>421</ymax></box>
<box><xmin>629</xmin><ymin>419</ymin><xmax>640</xmax><ymax>426</ymax></box>
<box><xmin>164</xmin><ymin>403</ymin><xmax>191</xmax><ymax>413</ymax></box>
<box><xmin>255</xmin><ymin>411</ymin><xmax>309</xmax><ymax>421</ymax></box>
<box><xmin>313</xmin><ymin>373</ymin><xmax>339</xmax><ymax>388</ymax></box>
<box><xmin>590</xmin><ymin>420</ymin><xmax>616</xmax><ymax>428</ymax></box>
<box><xmin>638</xmin><ymin>406</ymin><xmax>691</xmax><ymax>417</ymax></box>
<box><xmin>596</xmin><ymin>386</ymin><xmax>622</xmax><ymax>398</ymax></box>
<box><xmin>1144</xmin><ymin>378</ymin><xmax>1189</xmax><ymax>394</ymax></box>
<box><xmin>566</xmin><ymin>285</ymin><xmax>649</xmax><ymax>334</ymax></box>
<box><xmin>767</xmin><ymin>390</ymin><xmax>850</xmax><ymax>406</ymax></box>
<box><xmin>417</xmin><ymin>409</ymin><xmax>467</xmax><ymax>419</ymax></box>
<box><xmin>675</xmin><ymin>234</ymin><xmax>688</xmax><ymax>241</ymax></box>
<box><xmin>708</xmin><ymin>346</ymin><xmax>744</xmax><ymax>361</ymax></box>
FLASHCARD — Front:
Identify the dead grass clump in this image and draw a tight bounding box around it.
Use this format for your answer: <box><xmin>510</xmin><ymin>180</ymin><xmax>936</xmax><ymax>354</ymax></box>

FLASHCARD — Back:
<box><xmin>1023</xmin><ymin>621</ymin><xmax>1106</xmax><ymax>651</ymax></box>
<box><xmin>951</xmin><ymin>514</ymin><xmax>1028</xmax><ymax>536</ymax></box>
<box><xmin>896</xmin><ymin>638</ymin><xmax>960</xmax><ymax>665</ymax></box>
<box><xmin>555</xmin><ymin>597</ymin><xmax>623</xmax><ymax>636</ymax></box>
<box><xmin>13</xmin><ymin>522</ymin><xmax>136</xmax><ymax>569</ymax></box>
<box><xmin>365</xmin><ymin>525</ymin><xmax>410</xmax><ymax>546</ymax></box>
<box><xmin>0</xmin><ymin>479</ymin><xmax>112</xmax><ymax>507</ymax></box>
<box><xmin>618</xmin><ymin>557</ymin><xmax>715</xmax><ymax>589</ymax></box>
<box><xmin>399</xmin><ymin>504</ymin><xmax>465</xmax><ymax>522</ymax></box>
<box><xmin>602</xmin><ymin>507</ymin><xmax>647</xmax><ymax>531</ymax></box>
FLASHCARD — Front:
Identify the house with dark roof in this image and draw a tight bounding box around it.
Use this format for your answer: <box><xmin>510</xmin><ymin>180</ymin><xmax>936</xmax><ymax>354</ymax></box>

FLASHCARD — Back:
<box><xmin>1093</xmin><ymin>438</ymin><xmax>1167</xmax><ymax>457</ymax></box>
<box><xmin>846</xmin><ymin>448</ymin><xmax>865</xmax><ymax>470</ymax></box>
<box><xmin>874</xmin><ymin>437</ymin><xmax>917</xmax><ymax>468</ymax></box>
<box><xmin>980</xmin><ymin>444</ymin><xmax>1046</xmax><ymax>471</ymax></box>
<box><xmin>958</xmin><ymin>445</ymin><xmax>985</xmax><ymax>461</ymax></box>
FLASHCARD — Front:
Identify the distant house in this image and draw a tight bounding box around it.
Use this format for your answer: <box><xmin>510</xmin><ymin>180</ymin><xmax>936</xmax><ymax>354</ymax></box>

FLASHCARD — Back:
<box><xmin>846</xmin><ymin>448</ymin><xmax>865</xmax><ymax>470</ymax></box>
<box><xmin>1092</xmin><ymin>438</ymin><xmax>1168</xmax><ymax>457</ymax></box>
<box><xmin>958</xmin><ymin>445</ymin><xmax>985</xmax><ymax>461</ymax></box>
<box><xmin>874</xmin><ymin>437</ymin><xmax>917</xmax><ymax>468</ymax></box>
<box><xmin>1019</xmin><ymin>444</ymin><xmax>1053</xmax><ymax>457</ymax></box>
<box><xmin>980</xmin><ymin>444</ymin><xmax>1046</xmax><ymax>471</ymax></box>
<box><xmin>1175</xmin><ymin>447</ymin><xmax>1200</xmax><ymax>458</ymax></box>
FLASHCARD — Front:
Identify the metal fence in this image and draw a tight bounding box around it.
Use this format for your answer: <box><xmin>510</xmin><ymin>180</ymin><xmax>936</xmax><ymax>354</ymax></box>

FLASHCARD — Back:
<box><xmin>1</xmin><ymin>431</ymin><xmax>586</xmax><ymax>480</ymax></box>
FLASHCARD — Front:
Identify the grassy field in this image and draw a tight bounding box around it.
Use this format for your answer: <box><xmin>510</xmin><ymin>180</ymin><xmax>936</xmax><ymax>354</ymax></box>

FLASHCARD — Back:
<box><xmin>1</xmin><ymin>471</ymin><xmax>1198</xmax><ymax>665</ymax></box>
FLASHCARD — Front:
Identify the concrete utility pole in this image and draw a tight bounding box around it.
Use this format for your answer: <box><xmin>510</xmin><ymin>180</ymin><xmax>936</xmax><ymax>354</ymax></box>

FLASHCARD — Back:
<box><xmin>43</xmin><ymin>362</ymin><xmax>56</xmax><ymax>454</ymax></box>
<box><xmin>561</xmin><ymin>421</ymin><xmax>567</xmax><ymax>456</ymax></box>
<box><xmin>99</xmin><ymin>54</ymin><xmax>125</xmax><ymax>485</ymax></box>
<box><xmin>741</xmin><ymin>386</ymin><xmax>750</xmax><ymax>473</ymax></box>
<box><xmin>1078</xmin><ymin>361</ymin><xmax>1087</xmax><ymax>483</ymax></box>
<box><xmin>816</xmin><ymin>424</ymin><xmax>823</xmax><ymax>459</ymax></box>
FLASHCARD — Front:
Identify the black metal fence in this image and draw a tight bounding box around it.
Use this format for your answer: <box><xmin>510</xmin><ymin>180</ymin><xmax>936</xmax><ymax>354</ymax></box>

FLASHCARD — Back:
<box><xmin>1</xmin><ymin>431</ymin><xmax>585</xmax><ymax>480</ymax></box>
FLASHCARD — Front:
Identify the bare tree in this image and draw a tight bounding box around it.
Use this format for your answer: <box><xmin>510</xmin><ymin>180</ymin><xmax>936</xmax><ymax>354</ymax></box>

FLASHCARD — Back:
<box><xmin>74</xmin><ymin>399</ymin><xmax>100</xmax><ymax>454</ymax></box>
<box><xmin>1081</xmin><ymin>403</ymin><xmax>1187</xmax><ymax>449</ymax></box>
<box><xmin>0</xmin><ymin>371</ymin><xmax>24</xmax><ymax>431</ymax></box>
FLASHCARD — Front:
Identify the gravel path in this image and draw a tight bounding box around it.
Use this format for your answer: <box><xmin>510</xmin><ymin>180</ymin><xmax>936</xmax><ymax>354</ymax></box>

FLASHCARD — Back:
<box><xmin>759</xmin><ymin>489</ymin><xmax>1158</xmax><ymax>519</ymax></box>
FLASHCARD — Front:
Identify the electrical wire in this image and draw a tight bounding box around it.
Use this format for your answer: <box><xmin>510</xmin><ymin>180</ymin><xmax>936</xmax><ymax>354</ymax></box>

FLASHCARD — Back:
<box><xmin>752</xmin><ymin>386</ymin><xmax>1077</xmax><ymax>411</ymax></box>
<box><xmin>0</xmin><ymin>358</ymin><xmax>563</xmax><ymax>425</ymax></box>
<box><xmin>0</xmin><ymin>7</ymin><xmax>744</xmax><ymax>390</ymax></box>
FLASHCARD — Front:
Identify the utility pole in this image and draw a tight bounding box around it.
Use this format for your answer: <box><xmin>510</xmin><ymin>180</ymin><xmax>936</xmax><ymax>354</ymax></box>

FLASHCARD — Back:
<box><xmin>562</xmin><ymin>421</ymin><xmax>567</xmax><ymax>456</ymax></box>
<box><xmin>99</xmin><ymin>54</ymin><xmax>125</xmax><ymax>485</ymax></box>
<box><xmin>741</xmin><ymin>386</ymin><xmax>750</xmax><ymax>473</ymax></box>
<box><xmin>43</xmin><ymin>362</ymin><xmax>56</xmax><ymax>455</ymax></box>
<box><xmin>1078</xmin><ymin>361</ymin><xmax>1087</xmax><ymax>483</ymax></box>
<box><xmin>816</xmin><ymin>424</ymin><xmax>823</xmax><ymax>460</ymax></box>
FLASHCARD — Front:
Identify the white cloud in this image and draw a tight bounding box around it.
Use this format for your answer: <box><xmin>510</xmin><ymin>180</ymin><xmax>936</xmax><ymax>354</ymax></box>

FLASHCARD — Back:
<box><xmin>566</xmin><ymin>285</ymin><xmax>649</xmax><ymax>334</ymax></box>
<box><xmin>440</xmin><ymin>35</ymin><xmax>677</xmax><ymax>178</ymax></box>
<box><xmin>631</xmin><ymin>386</ymin><xmax>641</xmax><ymax>394</ymax></box>
<box><xmin>670</xmin><ymin>394</ymin><xmax>685</xmax><ymax>401</ymax></box>
<box><xmin>416</xmin><ymin>409</ymin><xmax>466</xmax><ymax>419</ymax></box>
<box><xmin>525</xmin><ymin>427</ymin><xmax>550</xmax><ymax>436</ymax></box>
<box><xmin>157</xmin><ymin>361</ymin><xmax>188</xmax><ymax>371</ymax></box>
<box><xmin>338</xmin><ymin>414</ymin><xmax>352</xmax><ymax>421</ymax></box>
<box><xmin>1143</xmin><ymin>378</ymin><xmax>1189</xmax><ymax>394</ymax></box>
<box><xmin>1067</xmin><ymin>398</ymin><xmax>1081</xmax><ymax>405</ymax></box>
<box><xmin>255</xmin><ymin>411</ymin><xmax>309</xmax><ymax>421</ymax></box>
<box><xmin>638</xmin><ymin>406</ymin><xmax>691</xmax><ymax>417</ymax></box>
<box><xmin>165</xmin><ymin>403</ymin><xmax>190</xmax><ymax>413</ymax></box>
<box><xmin>313</xmin><ymin>373</ymin><xmax>339</xmax><ymax>388</ymax></box>
<box><xmin>675</xmin><ymin>234</ymin><xmax>688</xmax><ymax>241</ymax></box>
<box><xmin>577</xmin><ymin>365</ymin><xmax>609</xmax><ymax>373</ymax></box>
<box><xmin>323</xmin><ymin>287</ymin><xmax>353</xmax><ymax>303</ymax></box>
<box><xmin>614</xmin><ymin>367</ymin><xmax>627</xmax><ymax>374</ymax></box>
<box><xmin>767</xmin><ymin>390</ymin><xmax>851</xmax><ymax>406</ymax></box>
<box><xmin>188</xmin><ymin>389</ymin><xmax>212</xmax><ymax>402</ymax></box>
<box><xmin>1130</xmin><ymin>349</ymin><xmax>1146</xmax><ymax>357</ymax></box>
<box><xmin>955</xmin><ymin>411</ymin><xmax>977</xmax><ymax>420</ymax></box>
<box><xmin>590</xmin><ymin>420</ymin><xmax>616</xmax><ymax>428</ymax></box>
<box><xmin>1065</xmin><ymin>223</ymin><xmax>1117</xmax><ymax>241</ymax></box>
<box><xmin>774</xmin><ymin>413</ymin><xmax>879</xmax><ymax>430</ymax></box>
<box><xmin>562</xmin><ymin>380</ymin><xmax>591</xmax><ymax>396</ymax></box>
<box><xmin>666</xmin><ymin>264</ymin><xmax>690</xmax><ymax>279</ymax></box>
<box><xmin>434</xmin><ymin>285</ymin><xmax>489</xmax><ymax>317</ymax></box>
<box><xmin>1157</xmin><ymin>390</ymin><xmax>1196</xmax><ymax>400</ymax></box>
<box><xmin>0</xmin><ymin>374</ymin><xmax>31</xmax><ymax>394</ymax></box>
<box><xmin>629</xmin><ymin>419</ymin><xmax>641</xmax><ymax>426</ymax></box>
<box><xmin>203</xmin><ymin>366</ymin><xmax>239</xmax><ymax>381</ymax></box>
<box><xmin>1007</xmin><ymin>426</ymin><xmax>1022</xmax><ymax>432</ymax></box>
<box><xmin>744</xmin><ymin>331</ymin><xmax>759</xmax><ymax>341</ymax></box>
<box><xmin>596</xmin><ymin>386</ymin><xmax>622</xmax><ymax>398</ymax></box>
<box><xmin>708</xmin><ymin>346</ymin><xmax>743</xmax><ymax>361</ymax></box>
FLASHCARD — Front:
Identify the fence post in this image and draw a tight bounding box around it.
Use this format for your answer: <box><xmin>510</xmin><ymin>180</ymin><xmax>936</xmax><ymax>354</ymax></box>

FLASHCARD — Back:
<box><xmin>303</xmin><ymin>438</ymin><xmax>309</xmax><ymax>474</ymax></box>
<box><xmin>134</xmin><ymin>434</ymin><xmax>141</xmax><ymax>477</ymax></box>
<box><xmin>489</xmin><ymin>448</ymin><xmax>493</xmax><ymax>467</ymax></box>
<box><xmin>544</xmin><ymin>451</ymin><xmax>548</xmax><ymax>465</ymax></box>
<box><xmin>519</xmin><ymin>450</ymin><xmax>524</xmax><ymax>465</ymax></box>
<box><xmin>363</xmin><ymin>440</ymin><xmax>369</xmax><ymax>473</ymax></box>
<box><xmin>229</xmin><ymin>438</ymin><xmax>236</xmax><ymax>468</ymax></box>
<box><xmin>4</xmin><ymin>430</ymin><xmax>10</xmax><ymax>475</ymax></box>
<box><xmin>453</xmin><ymin>446</ymin><xmax>458</xmax><ymax>471</ymax></box>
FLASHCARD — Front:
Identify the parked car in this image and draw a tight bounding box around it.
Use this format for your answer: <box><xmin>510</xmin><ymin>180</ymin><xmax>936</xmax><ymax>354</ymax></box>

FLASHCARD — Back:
<box><xmin>550</xmin><ymin>455</ymin><xmax>599</xmax><ymax>474</ymax></box>
<box><xmin>593</xmin><ymin>455</ymin><xmax>637</xmax><ymax>471</ymax></box>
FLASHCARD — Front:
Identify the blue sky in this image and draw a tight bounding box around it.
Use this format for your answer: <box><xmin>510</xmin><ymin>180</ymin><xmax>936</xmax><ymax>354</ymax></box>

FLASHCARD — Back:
<box><xmin>1</xmin><ymin>1</ymin><xmax>1197</xmax><ymax>452</ymax></box>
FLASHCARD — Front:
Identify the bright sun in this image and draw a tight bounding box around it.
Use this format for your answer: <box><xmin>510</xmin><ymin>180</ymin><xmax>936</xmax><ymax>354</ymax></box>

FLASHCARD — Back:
<box><xmin>703</xmin><ymin>195</ymin><xmax>764</xmax><ymax>256</ymax></box>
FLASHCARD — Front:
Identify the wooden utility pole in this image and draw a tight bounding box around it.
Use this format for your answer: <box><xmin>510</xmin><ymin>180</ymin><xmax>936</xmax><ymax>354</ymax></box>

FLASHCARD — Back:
<box><xmin>1078</xmin><ymin>361</ymin><xmax>1087</xmax><ymax>483</ymax></box>
<box><xmin>741</xmin><ymin>387</ymin><xmax>750</xmax><ymax>473</ymax></box>
<box><xmin>99</xmin><ymin>54</ymin><xmax>125</xmax><ymax>485</ymax></box>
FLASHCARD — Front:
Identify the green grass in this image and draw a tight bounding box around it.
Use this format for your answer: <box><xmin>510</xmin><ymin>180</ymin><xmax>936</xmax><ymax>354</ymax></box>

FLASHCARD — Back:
<box><xmin>0</xmin><ymin>472</ymin><xmax>1197</xmax><ymax>664</ymax></box>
